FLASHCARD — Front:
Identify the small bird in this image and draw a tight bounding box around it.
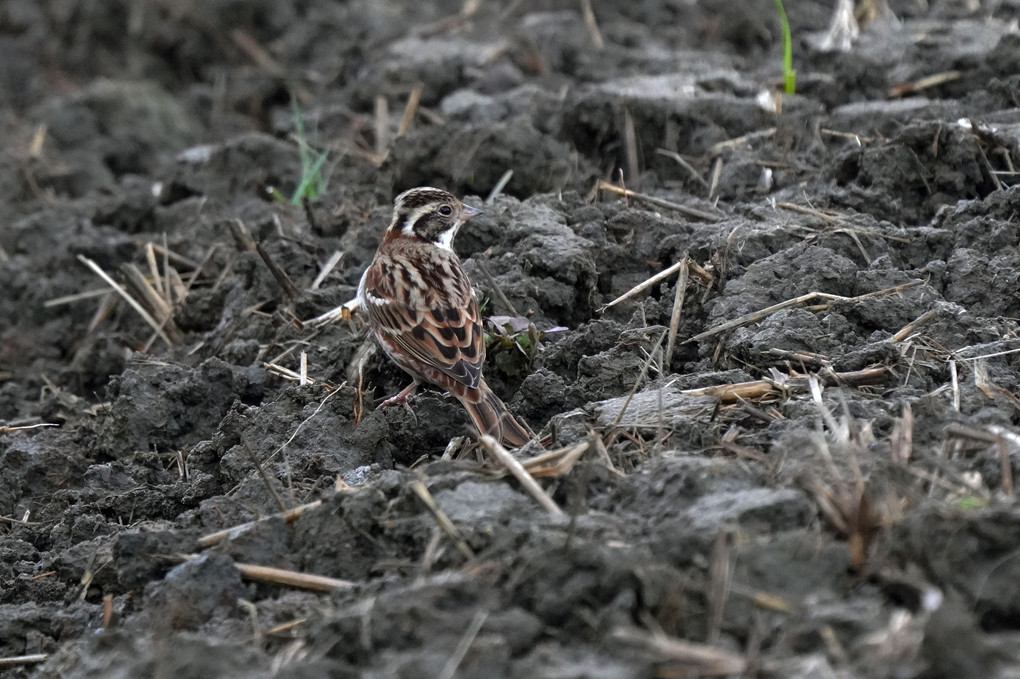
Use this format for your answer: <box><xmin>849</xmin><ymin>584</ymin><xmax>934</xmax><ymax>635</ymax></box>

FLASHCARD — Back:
<box><xmin>357</xmin><ymin>187</ymin><xmax>531</xmax><ymax>447</ymax></box>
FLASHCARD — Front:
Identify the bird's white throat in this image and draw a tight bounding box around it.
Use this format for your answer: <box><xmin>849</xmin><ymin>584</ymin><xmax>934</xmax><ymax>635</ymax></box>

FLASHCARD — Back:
<box><xmin>435</xmin><ymin>226</ymin><xmax>458</xmax><ymax>252</ymax></box>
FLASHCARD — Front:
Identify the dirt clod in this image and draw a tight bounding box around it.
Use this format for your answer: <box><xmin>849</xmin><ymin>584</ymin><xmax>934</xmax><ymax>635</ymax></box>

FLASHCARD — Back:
<box><xmin>3</xmin><ymin>1</ymin><xmax>1020</xmax><ymax>677</ymax></box>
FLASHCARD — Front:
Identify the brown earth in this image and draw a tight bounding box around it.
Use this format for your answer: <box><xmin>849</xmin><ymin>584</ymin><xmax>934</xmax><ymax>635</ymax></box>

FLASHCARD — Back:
<box><xmin>3</xmin><ymin>1</ymin><xmax>1020</xmax><ymax>677</ymax></box>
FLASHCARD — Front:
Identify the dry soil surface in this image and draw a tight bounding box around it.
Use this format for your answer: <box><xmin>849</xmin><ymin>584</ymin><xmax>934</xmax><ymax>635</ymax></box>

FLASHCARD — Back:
<box><xmin>4</xmin><ymin>1</ymin><xmax>1020</xmax><ymax>678</ymax></box>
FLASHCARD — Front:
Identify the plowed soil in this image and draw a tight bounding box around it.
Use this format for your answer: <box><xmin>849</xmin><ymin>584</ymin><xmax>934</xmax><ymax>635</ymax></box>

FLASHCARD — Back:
<box><xmin>4</xmin><ymin>1</ymin><xmax>1020</xmax><ymax>677</ymax></box>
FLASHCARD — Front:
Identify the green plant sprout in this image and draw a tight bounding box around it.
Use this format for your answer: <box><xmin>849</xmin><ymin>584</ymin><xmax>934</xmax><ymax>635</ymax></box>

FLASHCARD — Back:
<box><xmin>289</xmin><ymin>99</ymin><xmax>330</xmax><ymax>204</ymax></box>
<box><xmin>484</xmin><ymin>315</ymin><xmax>567</xmax><ymax>379</ymax></box>
<box><xmin>774</xmin><ymin>0</ymin><xmax>796</xmax><ymax>95</ymax></box>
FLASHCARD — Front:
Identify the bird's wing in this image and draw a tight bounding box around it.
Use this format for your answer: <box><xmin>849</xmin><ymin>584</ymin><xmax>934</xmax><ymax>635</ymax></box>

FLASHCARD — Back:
<box><xmin>361</xmin><ymin>258</ymin><xmax>485</xmax><ymax>390</ymax></box>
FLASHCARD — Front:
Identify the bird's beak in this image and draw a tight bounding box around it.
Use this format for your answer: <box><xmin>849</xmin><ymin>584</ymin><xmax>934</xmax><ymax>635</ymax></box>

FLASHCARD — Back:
<box><xmin>461</xmin><ymin>204</ymin><xmax>483</xmax><ymax>220</ymax></box>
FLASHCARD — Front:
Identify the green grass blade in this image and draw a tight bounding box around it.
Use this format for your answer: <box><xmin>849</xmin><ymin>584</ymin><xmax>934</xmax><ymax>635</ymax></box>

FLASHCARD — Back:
<box><xmin>773</xmin><ymin>0</ymin><xmax>796</xmax><ymax>95</ymax></box>
<box><xmin>290</xmin><ymin>148</ymin><xmax>330</xmax><ymax>204</ymax></box>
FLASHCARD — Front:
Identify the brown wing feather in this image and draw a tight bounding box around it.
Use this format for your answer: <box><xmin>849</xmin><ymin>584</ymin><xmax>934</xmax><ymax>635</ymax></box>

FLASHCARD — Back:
<box><xmin>362</xmin><ymin>252</ymin><xmax>485</xmax><ymax>391</ymax></box>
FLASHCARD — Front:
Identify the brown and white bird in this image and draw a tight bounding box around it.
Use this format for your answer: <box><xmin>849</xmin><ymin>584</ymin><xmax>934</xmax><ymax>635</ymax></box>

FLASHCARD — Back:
<box><xmin>357</xmin><ymin>187</ymin><xmax>531</xmax><ymax>447</ymax></box>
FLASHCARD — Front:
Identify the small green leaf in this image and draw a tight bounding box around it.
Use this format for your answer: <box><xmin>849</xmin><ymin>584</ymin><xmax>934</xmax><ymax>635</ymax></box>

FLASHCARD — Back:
<box><xmin>773</xmin><ymin>0</ymin><xmax>796</xmax><ymax>95</ymax></box>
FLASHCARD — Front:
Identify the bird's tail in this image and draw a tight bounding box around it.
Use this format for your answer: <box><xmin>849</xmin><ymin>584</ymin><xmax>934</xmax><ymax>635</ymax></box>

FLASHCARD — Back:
<box><xmin>460</xmin><ymin>381</ymin><xmax>532</xmax><ymax>447</ymax></box>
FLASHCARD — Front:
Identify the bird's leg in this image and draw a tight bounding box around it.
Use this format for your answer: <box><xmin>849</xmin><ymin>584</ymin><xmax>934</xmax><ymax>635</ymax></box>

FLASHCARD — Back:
<box><xmin>378</xmin><ymin>381</ymin><xmax>419</xmax><ymax>424</ymax></box>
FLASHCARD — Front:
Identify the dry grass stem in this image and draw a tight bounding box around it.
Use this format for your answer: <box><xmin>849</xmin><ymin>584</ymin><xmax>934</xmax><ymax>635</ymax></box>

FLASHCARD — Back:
<box><xmin>304</xmin><ymin>298</ymin><xmax>360</xmax><ymax>327</ymax></box>
<box><xmin>596</xmin><ymin>179</ymin><xmax>722</xmax><ymax>222</ymax></box>
<box><xmin>949</xmin><ymin>360</ymin><xmax>960</xmax><ymax>411</ymax></box>
<box><xmin>665</xmin><ymin>255</ymin><xmax>689</xmax><ymax>368</ymax></box>
<box><xmin>397</xmin><ymin>85</ymin><xmax>423</xmax><ymax>137</ymax></box>
<box><xmin>228</xmin><ymin>219</ymin><xmax>257</xmax><ymax>251</ymax></box>
<box><xmin>892</xmin><ymin>309</ymin><xmax>937</xmax><ymax>342</ymax></box>
<box><xmin>522</xmin><ymin>440</ymin><xmax>590</xmax><ymax>478</ymax></box>
<box><xmin>77</xmin><ymin>254</ymin><xmax>174</xmax><ymax>347</ymax></box>
<box><xmin>199</xmin><ymin>500</ymin><xmax>324</xmax><ymax>548</ymax></box>
<box><xmin>121</xmin><ymin>263</ymin><xmax>184</xmax><ymax>343</ymax></box>
<box><xmin>265</xmin><ymin>618</ymin><xmax>307</xmax><ymax>636</ymax></box>
<box><xmin>767</xmin><ymin>347</ymin><xmax>830</xmax><ymax>367</ymax></box>
<box><xmin>437</xmin><ymin>610</ymin><xmax>489</xmax><ymax>679</ymax></box>
<box><xmin>0</xmin><ymin>654</ymin><xmax>49</xmax><ymax>668</ymax></box>
<box><xmin>728</xmin><ymin>583</ymin><xmax>796</xmax><ymax>613</ymax></box>
<box><xmin>0</xmin><ymin>422</ymin><xmax>58</xmax><ymax>434</ymax></box>
<box><xmin>29</xmin><ymin>123</ymin><xmax>47</xmax><ymax>157</ymax></box>
<box><xmin>607</xmin><ymin>330</ymin><xmax>668</xmax><ymax>438</ymax></box>
<box><xmin>255</xmin><ymin>243</ymin><xmax>300</xmax><ymax>300</ymax></box>
<box><xmin>947</xmin><ymin>424</ymin><xmax>1018</xmax><ymax>493</ymax></box>
<box><xmin>419</xmin><ymin>0</ymin><xmax>481</xmax><ymax>36</ymax></box>
<box><xmin>167</xmin><ymin>265</ymin><xmax>187</xmax><ymax>304</ymax></box>
<box><xmin>821</xmin><ymin>128</ymin><xmax>874</xmax><ymax>144</ymax></box>
<box><xmin>708</xmin><ymin>156</ymin><xmax>722</xmax><ymax>199</ymax></box>
<box><xmin>808</xmin><ymin>375</ymin><xmax>842</xmax><ymax>436</ymax></box>
<box><xmin>687</xmin><ymin>259</ymin><xmax>714</xmax><ymax>285</ymax></box>
<box><xmin>233</xmin><ymin>560</ymin><xmax>354</xmax><ymax>592</ymax></box>
<box><xmin>260</xmin><ymin>387</ymin><xmax>343</xmax><ymax>477</ymax></box>
<box><xmin>623</xmin><ymin>109</ymin><xmax>639</xmax><ymax>187</ymax></box>
<box><xmin>890</xmin><ymin>404</ymin><xmax>913</xmax><ymax>464</ymax></box>
<box><xmin>976</xmin><ymin>141</ymin><xmax>1004</xmax><ymax>192</ymax></box>
<box><xmin>888</xmin><ymin>70</ymin><xmax>961</xmax><ymax>97</ymax></box>
<box><xmin>611</xmin><ymin>627</ymin><xmax>748</xmax><ymax>676</ymax></box>
<box><xmin>655</xmin><ymin>149</ymin><xmax>710</xmax><ymax>190</ymax></box>
<box><xmin>999</xmin><ymin>437</ymin><xmax>1013</xmax><ymax>493</ymax></box>
<box><xmin>590</xmin><ymin>432</ymin><xmax>624</xmax><ymax>476</ymax></box>
<box><xmin>148</xmin><ymin>242</ymin><xmax>202</xmax><ymax>270</ymax></box>
<box><xmin>88</xmin><ymin>294</ymin><xmax>118</xmax><ymax>336</ymax></box>
<box><xmin>599</xmin><ymin>259</ymin><xmax>688</xmax><ymax>312</ymax></box>
<box><xmin>709</xmin><ymin>128</ymin><xmax>776</xmax><ymax>154</ymax></box>
<box><xmin>302</xmin><ymin>196</ymin><xmax>320</xmax><ymax>235</ymax></box>
<box><xmin>819</xmin><ymin>0</ymin><xmax>859</xmax><ymax>50</ymax></box>
<box><xmin>479</xmin><ymin>435</ymin><xmax>564</xmax><ymax>517</ymax></box>
<box><xmin>209</xmin><ymin>301</ymin><xmax>265</xmax><ymax>355</ymax></box>
<box><xmin>264</xmin><ymin>362</ymin><xmax>330</xmax><ymax>386</ymax></box>
<box><xmin>681</xmin><ymin>366</ymin><xmax>890</xmax><ymax>403</ymax></box>
<box><xmin>311</xmin><ymin>251</ymin><xmax>344</xmax><ymax>290</ymax></box>
<box><xmin>579</xmin><ymin>0</ymin><xmax>605</xmax><ymax>48</ymax></box>
<box><xmin>240</xmin><ymin>438</ymin><xmax>287</xmax><ymax>512</ymax></box>
<box><xmin>486</xmin><ymin>169</ymin><xmax>514</xmax><ymax>203</ymax></box>
<box><xmin>229</xmin><ymin>29</ymin><xmax>286</xmax><ymax>78</ymax></box>
<box><xmin>957</xmin><ymin>344</ymin><xmax>1020</xmax><ymax>362</ymax></box>
<box><xmin>44</xmin><ymin>287</ymin><xmax>119</xmax><ymax>307</ymax></box>
<box><xmin>160</xmin><ymin>235</ymin><xmax>173</xmax><ymax>302</ymax></box>
<box><xmin>102</xmin><ymin>592</ymin><xmax>114</xmax><ymax>627</ymax></box>
<box><xmin>145</xmin><ymin>242</ymin><xmax>164</xmax><ymax>297</ymax></box>
<box><xmin>374</xmin><ymin>95</ymin><xmax>390</xmax><ymax>159</ymax></box>
<box><xmin>706</xmin><ymin>531</ymin><xmax>732</xmax><ymax>644</ymax></box>
<box><xmin>476</xmin><ymin>261</ymin><xmax>519</xmax><ymax>315</ymax></box>
<box><xmin>688</xmin><ymin>280</ymin><xmax>923</xmax><ymax>344</ymax></box>
<box><xmin>777</xmin><ymin>201</ymin><xmax>841</xmax><ymax>225</ymax></box>
<box><xmin>780</xmin><ymin>205</ymin><xmax>912</xmax><ymax>248</ymax></box>
<box><xmin>410</xmin><ymin>480</ymin><xmax>475</xmax><ymax>559</ymax></box>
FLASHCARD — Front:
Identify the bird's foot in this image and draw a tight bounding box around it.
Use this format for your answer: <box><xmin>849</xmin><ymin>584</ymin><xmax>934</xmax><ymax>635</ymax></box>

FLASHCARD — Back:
<box><xmin>378</xmin><ymin>382</ymin><xmax>419</xmax><ymax>424</ymax></box>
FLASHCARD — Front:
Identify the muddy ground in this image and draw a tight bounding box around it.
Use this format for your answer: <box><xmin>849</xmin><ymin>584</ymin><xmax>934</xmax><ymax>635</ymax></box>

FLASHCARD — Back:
<box><xmin>3</xmin><ymin>0</ymin><xmax>1020</xmax><ymax>677</ymax></box>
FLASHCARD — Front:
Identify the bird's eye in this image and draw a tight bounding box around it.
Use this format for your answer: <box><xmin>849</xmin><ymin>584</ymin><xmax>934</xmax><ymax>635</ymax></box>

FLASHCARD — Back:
<box><xmin>438</xmin><ymin>205</ymin><xmax>453</xmax><ymax>216</ymax></box>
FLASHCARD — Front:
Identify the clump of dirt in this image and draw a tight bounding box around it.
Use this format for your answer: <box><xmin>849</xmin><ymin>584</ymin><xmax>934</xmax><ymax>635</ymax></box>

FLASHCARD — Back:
<box><xmin>4</xmin><ymin>0</ymin><xmax>1020</xmax><ymax>677</ymax></box>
